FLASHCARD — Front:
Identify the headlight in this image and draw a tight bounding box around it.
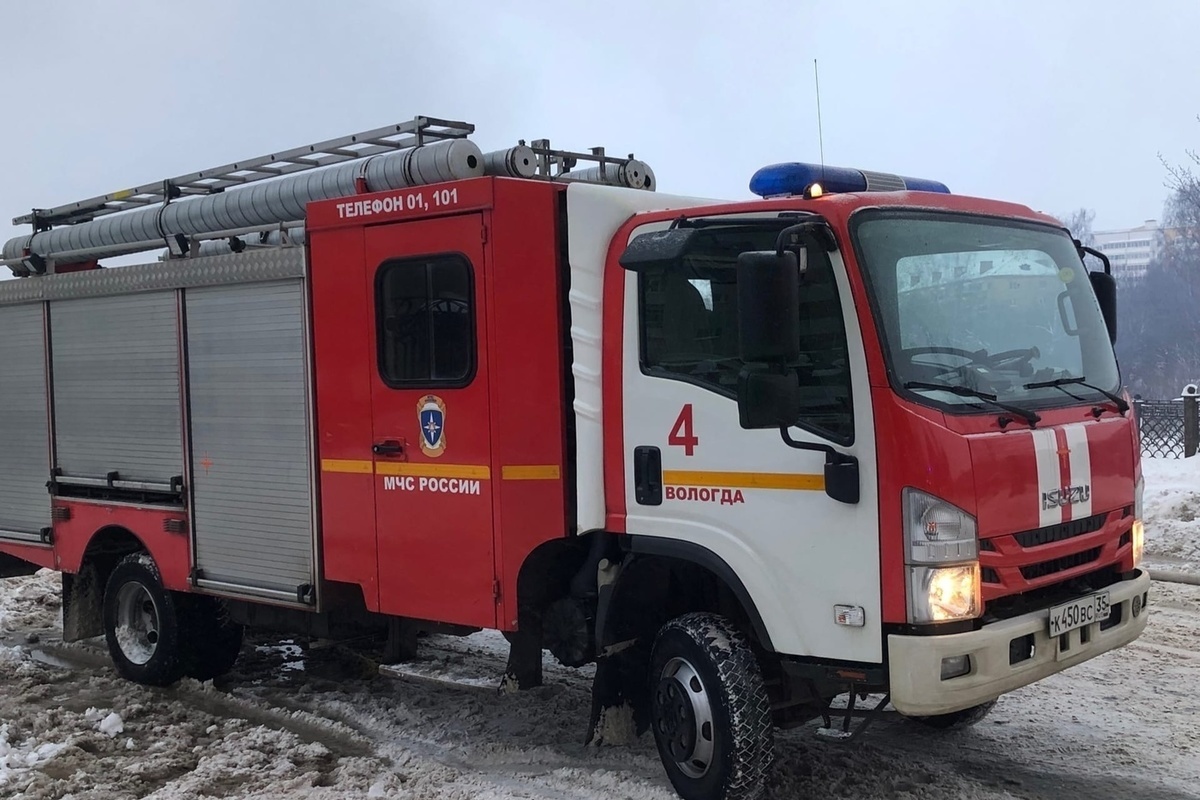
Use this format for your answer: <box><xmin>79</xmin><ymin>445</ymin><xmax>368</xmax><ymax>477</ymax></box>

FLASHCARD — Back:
<box><xmin>908</xmin><ymin>564</ymin><xmax>982</xmax><ymax>623</ymax></box>
<box><xmin>1132</xmin><ymin>475</ymin><xmax>1145</xmax><ymax>567</ymax></box>
<box><xmin>903</xmin><ymin>489</ymin><xmax>981</xmax><ymax>623</ymax></box>
<box><xmin>904</xmin><ymin>488</ymin><xmax>978</xmax><ymax>563</ymax></box>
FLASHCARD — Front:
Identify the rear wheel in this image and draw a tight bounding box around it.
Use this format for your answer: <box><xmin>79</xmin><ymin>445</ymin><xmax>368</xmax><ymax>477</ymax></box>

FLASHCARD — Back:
<box><xmin>648</xmin><ymin>613</ymin><xmax>773</xmax><ymax>800</ymax></box>
<box><xmin>905</xmin><ymin>699</ymin><xmax>997</xmax><ymax>730</ymax></box>
<box><xmin>178</xmin><ymin>594</ymin><xmax>244</xmax><ymax>682</ymax></box>
<box><xmin>102</xmin><ymin>554</ymin><xmax>185</xmax><ymax>686</ymax></box>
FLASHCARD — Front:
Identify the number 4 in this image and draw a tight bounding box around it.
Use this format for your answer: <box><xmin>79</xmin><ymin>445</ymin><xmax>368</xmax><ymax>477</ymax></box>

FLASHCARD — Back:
<box><xmin>669</xmin><ymin>404</ymin><xmax>699</xmax><ymax>456</ymax></box>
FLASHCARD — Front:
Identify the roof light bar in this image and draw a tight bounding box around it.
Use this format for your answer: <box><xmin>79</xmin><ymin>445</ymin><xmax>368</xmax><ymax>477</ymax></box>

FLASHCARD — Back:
<box><xmin>749</xmin><ymin>162</ymin><xmax>950</xmax><ymax>199</ymax></box>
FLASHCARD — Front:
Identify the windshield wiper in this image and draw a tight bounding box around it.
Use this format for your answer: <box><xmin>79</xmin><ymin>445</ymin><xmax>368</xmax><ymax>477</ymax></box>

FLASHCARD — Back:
<box><xmin>1024</xmin><ymin>376</ymin><xmax>1129</xmax><ymax>415</ymax></box>
<box><xmin>904</xmin><ymin>380</ymin><xmax>1041</xmax><ymax>428</ymax></box>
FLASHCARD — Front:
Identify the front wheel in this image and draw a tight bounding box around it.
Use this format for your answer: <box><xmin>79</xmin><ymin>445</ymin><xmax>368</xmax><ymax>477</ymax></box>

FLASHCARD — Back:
<box><xmin>648</xmin><ymin>613</ymin><xmax>773</xmax><ymax>800</ymax></box>
<box><xmin>904</xmin><ymin>699</ymin><xmax>997</xmax><ymax>731</ymax></box>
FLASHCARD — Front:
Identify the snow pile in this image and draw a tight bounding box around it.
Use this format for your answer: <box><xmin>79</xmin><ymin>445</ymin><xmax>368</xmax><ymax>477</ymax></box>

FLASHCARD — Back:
<box><xmin>0</xmin><ymin>724</ymin><xmax>67</xmax><ymax>789</ymax></box>
<box><xmin>97</xmin><ymin>710</ymin><xmax>125</xmax><ymax>737</ymax></box>
<box><xmin>256</xmin><ymin>639</ymin><xmax>307</xmax><ymax>672</ymax></box>
<box><xmin>0</xmin><ymin>569</ymin><xmax>59</xmax><ymax>635</ymax></box>
<box><xmin>1141</xmin><ymin>456</ymin><xmax>1200</xmax><ymax>568</ymax></box>
<box><xmin>0</xmin><ymin>641</ymin><xmax>401</xmax><ymax>799</ymax></box>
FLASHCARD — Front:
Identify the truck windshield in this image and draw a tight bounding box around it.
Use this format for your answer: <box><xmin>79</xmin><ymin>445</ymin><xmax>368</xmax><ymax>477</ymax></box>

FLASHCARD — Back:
<box><xmin>851</xmin><ymin>210</ymin><xmax>1121</xmax><ymax>410</ymax></box>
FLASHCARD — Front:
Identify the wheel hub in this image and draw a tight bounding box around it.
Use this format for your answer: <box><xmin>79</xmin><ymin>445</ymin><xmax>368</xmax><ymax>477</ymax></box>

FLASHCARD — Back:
<box><xmin>653</xmin><ymin>657</ymin><xmax>715</xmax><ymax>779</ymax></box>
<box><xmin>114</xmin><ymin>581</ymin><xmax>161</xmax><ymax>666</ymax></box>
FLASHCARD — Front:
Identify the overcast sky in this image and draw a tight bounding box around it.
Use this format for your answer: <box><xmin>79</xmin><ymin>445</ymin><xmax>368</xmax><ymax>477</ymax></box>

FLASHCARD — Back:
<box><xmin>2</xmin><ymin>0</ymin><xmax>1197</xmax><ymax>257</ymax></box>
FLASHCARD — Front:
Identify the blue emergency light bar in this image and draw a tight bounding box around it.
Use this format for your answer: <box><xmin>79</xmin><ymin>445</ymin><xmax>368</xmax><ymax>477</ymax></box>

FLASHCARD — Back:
<box><xmin>749</xmin><ymin>162</ymin><xmax>950</xmax><ymax>198</ymax></box>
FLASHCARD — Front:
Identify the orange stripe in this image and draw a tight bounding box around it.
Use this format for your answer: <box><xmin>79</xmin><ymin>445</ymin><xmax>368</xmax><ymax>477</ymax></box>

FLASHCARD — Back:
<box><xmin>321</xmin><ymin>460</ymin><xmax>491</xmax><ymax>479</ymax></box>
<box><xmin>321</xmin><ymin>459</ymin><xmax>373</xmax><ymax>474</ymax></box>
<box><xmin>662</xmin><ymin>470</ymin><xmax>824</xmax><ymax>491</ymax></box>
<box><xmin>501</xmin><ymin>465</ymin><xmax>561</xmax><ymax>480</ymax></box>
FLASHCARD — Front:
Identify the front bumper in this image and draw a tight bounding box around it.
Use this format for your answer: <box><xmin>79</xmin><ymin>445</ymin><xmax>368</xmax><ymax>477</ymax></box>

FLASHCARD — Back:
<box><xmin>888</xmin><ymin>569</ymin><xmax>1151</xmax><ymax>716</ymax></box>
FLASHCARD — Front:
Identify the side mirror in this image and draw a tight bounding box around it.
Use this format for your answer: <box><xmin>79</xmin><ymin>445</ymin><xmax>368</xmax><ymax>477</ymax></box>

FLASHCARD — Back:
<box><xmin>1088</xmin><ymin>271</ymin><xmax>1117</xmax><ymax>345</ymax></box>
<box><xmin>736</xmin><ymin>250</ymin><xmax>801</xmax><ymax>364</ymax></box>
<box><xmin>737</xmin><ymin>368</ymin><xmax>801</xmax><ymax>429</ymax></box>
<box><xmin>824</xmin><ymin>453</ymin><xmax>860</xmax><ymax>505</ymax></box>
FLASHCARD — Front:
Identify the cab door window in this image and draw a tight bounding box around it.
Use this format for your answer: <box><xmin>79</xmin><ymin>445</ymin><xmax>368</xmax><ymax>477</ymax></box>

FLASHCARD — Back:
<box><xmin>638</xmin><ymin>226</ymin><xmax>854</xmax><ymax>443</ymax></box>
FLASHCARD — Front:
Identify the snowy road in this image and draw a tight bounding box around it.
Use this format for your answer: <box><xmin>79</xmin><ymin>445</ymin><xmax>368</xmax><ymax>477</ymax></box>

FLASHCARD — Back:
<box><xmin>1</xmin><ymin>569</ymin><xmax>1199</xmax><ymax>800</ymax></box>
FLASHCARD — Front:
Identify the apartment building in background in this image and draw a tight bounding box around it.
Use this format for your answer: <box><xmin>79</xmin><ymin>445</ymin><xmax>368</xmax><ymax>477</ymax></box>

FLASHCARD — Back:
<box><xmin>1094</xmin><ymin>219</ymin><xmax>1159</xmax><ymax>282</ymax></box>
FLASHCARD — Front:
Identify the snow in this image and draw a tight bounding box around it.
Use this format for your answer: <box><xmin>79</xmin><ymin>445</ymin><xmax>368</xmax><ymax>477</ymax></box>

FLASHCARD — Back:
<box><xmin>1</xmin><ymin>600</ymin><xmax>1197</xmax><ymax>799</ymax></box>
<box><xmin>98</xmin><ymin>711</ymin><xmax>124</xmax><ymax>737</ymax></box>
<box><xmin>0</xmin><ymin>569</ymin><xmax>60</xmax><ymax>636</ymax></box>
<box><xmin>0</xmin><ymin>723</ymin><xmax>68</xmax><ymax>789</ymax></box>
<box><xmin>1142</xmin><ymin>456</ymin><xmax>1200</xmax><ymax>571</ymax></box>
<box><xmin>0</xmin><ymin>459</ymin><xmax>1194</xmax><ymax>798</ymax></box>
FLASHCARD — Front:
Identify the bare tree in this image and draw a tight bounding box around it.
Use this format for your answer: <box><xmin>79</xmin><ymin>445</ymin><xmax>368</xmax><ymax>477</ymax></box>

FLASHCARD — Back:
<box><xmin>1058</xmin><ymin>207</ymin><xmax>1097</xmax><ymax>249</ymax></box>
<box><xmin>1115</xmin><ymin>137</ymin><xmax>1200</xmax><ymax>397</ymax></box>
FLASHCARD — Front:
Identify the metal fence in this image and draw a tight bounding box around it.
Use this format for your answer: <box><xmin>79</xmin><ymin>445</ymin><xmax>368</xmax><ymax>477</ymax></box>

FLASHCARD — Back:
<box><xmin>1134</xmin><ymin>393</ymin><xmax>1198</xmax><ymax>458</ymax></box>
<box><xmin>1135</xmin><ymin>400</ymin><xmax>1187</xmax><ymax>458</ymax></box>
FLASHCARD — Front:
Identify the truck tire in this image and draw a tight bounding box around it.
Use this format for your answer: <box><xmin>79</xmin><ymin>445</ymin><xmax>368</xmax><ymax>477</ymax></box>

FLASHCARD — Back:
<box><xmin>102</xmin><ymin>554</ymin><xmax>185</xmax><ymax>687</ymax></box>
<box><xmin>905</xmin><ymin>699</ymin><xmax>997</xmax><ymax>731</ymax></box>
<box><xmin>648</xmin><ymin>612</ymin><xmax>773</xmax><ymax>800</ymax></box>
<box><xmin>178</xmin><ymin>594</ymin><xmax>244</xmax><ymax>682</ymax></box>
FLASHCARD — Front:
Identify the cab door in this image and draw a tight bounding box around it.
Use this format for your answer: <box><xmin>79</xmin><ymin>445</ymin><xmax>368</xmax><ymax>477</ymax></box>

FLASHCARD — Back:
<box><xmin>619</xmin><ymin>230</ymin><xmax>882</xmax><ymax>662</ymax></box>
<box><xmin>365</xmin><ymin>213</ymin><xmax>496</xmax><ymax>629</ymax></box>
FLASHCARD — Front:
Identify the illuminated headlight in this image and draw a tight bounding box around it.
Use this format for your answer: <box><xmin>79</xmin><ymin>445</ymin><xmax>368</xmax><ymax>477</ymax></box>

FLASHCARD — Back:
<box><xmin>908</xmin><ymin>564</ymin><xmax>982</xmax><ymax>623</ymax></box>
<box><xmin>1132</xmin><ymin>475</ymin><xmax>1145</xmax><ymax>567</ymax></box>
<box><xmin>904</xmin><ymin>488</ymin><xmax>978</xmax><ymax>563</ymax></box>
<box><xmin>904</xmin><ymin>489</ymin><xmax>981</xmax><ymax>623</ymax></box>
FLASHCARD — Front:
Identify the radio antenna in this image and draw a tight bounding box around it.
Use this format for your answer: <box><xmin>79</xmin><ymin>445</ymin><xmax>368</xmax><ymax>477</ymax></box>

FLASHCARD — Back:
<box><xmin>814</xmin><ymin>59</ymin><xmax>825</xmax><ymax>178</ymax></box>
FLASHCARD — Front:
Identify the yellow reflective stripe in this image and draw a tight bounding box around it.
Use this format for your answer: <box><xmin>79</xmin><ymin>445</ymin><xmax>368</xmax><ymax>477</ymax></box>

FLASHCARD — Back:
<box><xmin>662</xmin><ymin>470</ymin><xmax>824</xmax><ymax>491</ymax></box>
<box><xmin>376</xmin><ymin>462</ymin><xmax>491</xmax><ymax>480</ymax></box>
<box><xmin>320</xmin><ymin>460</ymin><xmax>491</xmax><ymax>479</ymax></box>
<box><xmin>501</xmin><ymin>465</ymin><xmax>561</xmax><ymax>481</ymax></box>
<box><xmin>321</xmin><ymin>459</ymin><xmax>373</xmax><ymax>474</ymax></box>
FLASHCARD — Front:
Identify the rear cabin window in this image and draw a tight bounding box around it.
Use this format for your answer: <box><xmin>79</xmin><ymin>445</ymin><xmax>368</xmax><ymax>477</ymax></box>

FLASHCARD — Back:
<box><xmin>376</xmin><ymin>255</ymin><xmax>475</xmax><ymax>386</ymax></box>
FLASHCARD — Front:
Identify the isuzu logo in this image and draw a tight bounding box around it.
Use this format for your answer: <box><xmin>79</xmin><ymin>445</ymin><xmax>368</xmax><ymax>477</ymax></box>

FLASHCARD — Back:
<box><xmin>1042</xmin><ymin>485</ymin><xmax>1091</xmax><ymax>510</ymax></box>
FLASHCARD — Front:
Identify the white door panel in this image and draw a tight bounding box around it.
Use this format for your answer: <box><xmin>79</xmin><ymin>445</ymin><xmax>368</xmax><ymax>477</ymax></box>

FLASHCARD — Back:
<box><xmin>621</xmin><ymin>246</ymin><xmax>882</xmax><ymax>663</ymax></box>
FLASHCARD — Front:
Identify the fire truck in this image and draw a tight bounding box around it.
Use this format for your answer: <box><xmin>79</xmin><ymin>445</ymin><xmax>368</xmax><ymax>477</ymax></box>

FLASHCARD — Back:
<box><xmin>0</xmin><ymin>117</ymin><xmax>1150</xmax><ymax>800</ymax></box>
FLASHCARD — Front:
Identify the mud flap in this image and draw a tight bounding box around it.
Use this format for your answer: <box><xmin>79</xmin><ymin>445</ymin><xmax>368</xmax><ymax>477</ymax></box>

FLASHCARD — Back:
<box><xmin>62</xmin><ymin>563</ymin><xmax>103</xmax><ymax>642</ymax></box>
<box><xmin>586</xmin><ymin>637</ymin><xmax>652</xmax><ymax>746</ymax></box>
<box><xmin>502</xmin><ymin>626</ymin><xmax>544</xmax><ymax>690</ymax></box>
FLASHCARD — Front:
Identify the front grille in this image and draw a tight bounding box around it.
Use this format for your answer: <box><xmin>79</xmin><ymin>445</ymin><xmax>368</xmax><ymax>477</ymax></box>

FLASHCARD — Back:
<box><xmin>1013</xmin><ymin>513</ymin><xmax>1107</xmax><ymax>548</ymax></box>
<box><xmin>979</xmin><ymin>509</ymin><xmax>1127</xmax><ymax>605</ymax></box>
<box><xmin>1019</xmin><ymin>547</ymin><xmax>1102</xmax><ymax>580</ymax></box>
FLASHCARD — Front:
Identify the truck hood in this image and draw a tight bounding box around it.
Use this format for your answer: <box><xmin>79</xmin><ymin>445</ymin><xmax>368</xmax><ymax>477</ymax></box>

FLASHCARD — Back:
<box><xmin>967</xmin><ymin>416</ymin><xmax>1136</xmax><ymax>538</ymax></box>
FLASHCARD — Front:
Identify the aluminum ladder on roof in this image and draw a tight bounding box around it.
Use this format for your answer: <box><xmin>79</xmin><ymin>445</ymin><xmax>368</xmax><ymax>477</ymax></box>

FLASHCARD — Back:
<box><xmin>14</xmin><ymin>116</ymin><xmax>476</xmax><ymax>229</ymax></box>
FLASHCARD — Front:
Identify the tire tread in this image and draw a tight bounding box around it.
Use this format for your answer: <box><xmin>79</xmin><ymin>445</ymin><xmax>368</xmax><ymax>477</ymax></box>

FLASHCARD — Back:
<box><xmin>654</xmin><ymin>612</ymin><xmax>773</xmax><ymax>800</ymax></box>
<box><xmin>907</xmin><ymin>699</ymin><xmax>997</xmax><ymax>731</ymax></box>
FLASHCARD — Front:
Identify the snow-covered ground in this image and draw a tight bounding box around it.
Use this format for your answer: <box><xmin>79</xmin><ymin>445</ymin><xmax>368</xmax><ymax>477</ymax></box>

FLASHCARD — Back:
<box><xmin>0</xmin><ymin>457</ymin><xmax>1197</xmax><ymax>799</ymax></box>
<box><xmin>1142</xmin><ymin>455</ymin><xmax>1200</xmax><ymax>572</ymax></box>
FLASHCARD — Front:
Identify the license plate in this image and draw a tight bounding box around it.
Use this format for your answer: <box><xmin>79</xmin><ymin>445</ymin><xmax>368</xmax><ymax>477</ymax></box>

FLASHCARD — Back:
<box><xmin>1048</xmin><ymin>592</ymin><xmax>1111</xmax><ymax>638</ymax></box>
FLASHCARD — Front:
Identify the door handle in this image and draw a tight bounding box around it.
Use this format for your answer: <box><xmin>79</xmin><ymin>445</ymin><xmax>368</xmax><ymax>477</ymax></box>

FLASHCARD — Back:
<box><xmin>634</xmin><ymin>445</ymin><xmax>662</xmax><ymax>505</ymax></box>
<box><xmin>373</xmin><ymin>440</ymin><xmax>405</xmax><ymax>457</ymax></box>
